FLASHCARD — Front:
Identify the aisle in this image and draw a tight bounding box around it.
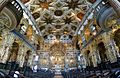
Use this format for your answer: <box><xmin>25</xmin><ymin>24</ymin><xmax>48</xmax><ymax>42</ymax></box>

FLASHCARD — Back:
<box><xmin>54</xmin><ymin>71</ymin><xmax>63</xmax><ymax>78</ymax></box>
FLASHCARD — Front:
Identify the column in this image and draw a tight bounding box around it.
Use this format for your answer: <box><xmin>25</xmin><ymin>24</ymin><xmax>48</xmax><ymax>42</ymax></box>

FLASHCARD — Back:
<box><xmin>17</xmin><ymin>43</ymin><xmax>29</xmax><ymax>67</ymax></box>
<box><xmin>105</xmin><ymin>42</ymin><xmax>117</xmax><ymax>63</ymax></box>
<box><xmin>102</xmin><ymin>32</ymin><xmax>117</xmax><ymax>63</ymax></box>
<box><xmin>64</xmin><ymin>53</ymin><xmax>69</xmax><ymax>70</ymax></box>
<box><xmin>107</xmin><ymin>0</ymin><xmax>120</xmax><ymax>17</ymax></box>
<box><xmin>0</xmin><ymin>30</ymin><xmax>15</xmax><ymax>63</ymax></box>
<box><xmin>90</xmin><ymin>43</ymin><xmax>97</xmax><ymax>67</ymax></box>
<box><xmin>82</xmin><ymin>54</ymin><xmax>87</xmax><ymax>68</ymax></box>
<box><xmin>27</xmin><ymin>51</ymin><xmax>33</xmax><ymax>67</ymax></box>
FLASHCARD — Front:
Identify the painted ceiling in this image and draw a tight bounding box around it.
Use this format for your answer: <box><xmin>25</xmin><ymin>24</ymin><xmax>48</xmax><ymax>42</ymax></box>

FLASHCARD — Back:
<box><xmin>29</xmin><ymin>0</ymin><xmax>91</xmax><ymax>37</ymax></box>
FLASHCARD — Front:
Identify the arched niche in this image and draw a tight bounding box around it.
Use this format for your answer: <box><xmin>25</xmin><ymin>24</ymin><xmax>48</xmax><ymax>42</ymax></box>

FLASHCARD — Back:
<box><xmin>7</xmin><ymin>42</ymin><xmax>19</xmax><ymax>62</ymax></box>
<box><xmin>97</xmin><ymin>42</ymin><xmax>108</xmax><ymax>62</ymax></box>
<box><xmin>23</xmin><ymin>50</ymin><xmax>31</xmax><ymax>66</ymax></box>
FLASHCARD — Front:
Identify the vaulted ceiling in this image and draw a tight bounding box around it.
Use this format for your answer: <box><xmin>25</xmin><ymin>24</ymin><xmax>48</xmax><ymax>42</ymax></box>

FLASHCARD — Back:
<box><xmin>28</xmin><ymin>0</ymin><xmax>91</xmax><ymax>37</ymax></box>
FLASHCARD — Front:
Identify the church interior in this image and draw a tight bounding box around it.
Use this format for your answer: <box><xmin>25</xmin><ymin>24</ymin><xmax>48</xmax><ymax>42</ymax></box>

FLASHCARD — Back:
<box><xmin>0</xmin><ymin>0</ymin><xmax>120</xmax><ymax>78</ymax></box>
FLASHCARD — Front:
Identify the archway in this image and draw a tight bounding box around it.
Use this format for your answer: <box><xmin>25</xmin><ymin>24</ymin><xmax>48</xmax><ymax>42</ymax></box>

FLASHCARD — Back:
<box><xmin>23</xmin><ymin>50</ymin><xmax>31</xmax><ymax>67</ymax></box>
<box><xmin>98</xmin><ymin>42</ymin><xmax>107</xmax><ymax>62</ymax></box>
<box><xmin>5</xmin><ymin>41</ymin><xmax>19</xmax><ymax>70</ymax></box>
<box><xmin>7</xmin><ymin>42</ymin><xmax>19</xmax><ymax>62</ymax></box>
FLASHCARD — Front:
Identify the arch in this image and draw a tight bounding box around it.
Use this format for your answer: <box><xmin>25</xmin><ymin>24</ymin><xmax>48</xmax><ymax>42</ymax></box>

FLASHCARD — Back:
<box><xmin>23</xmin><ymin>50</ymin><xmax>31</xmax><ymax>66</ymax></box>
<box><xmin>7</xmin><ymin>42</ymin><xmax>19</xmax><ymax>62</ymax></box>
<box><xmin>97</xmin><ymin>42</ymin><xmax>107</xmax><ymax>62</ymax></box>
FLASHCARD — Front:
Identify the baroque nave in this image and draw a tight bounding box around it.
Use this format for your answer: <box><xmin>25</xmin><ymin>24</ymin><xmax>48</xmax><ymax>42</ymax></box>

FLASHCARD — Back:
<box><xmin>0</xmin><ymin>0</ymin><xmax>120</xmax><ymax>78</ymax></box>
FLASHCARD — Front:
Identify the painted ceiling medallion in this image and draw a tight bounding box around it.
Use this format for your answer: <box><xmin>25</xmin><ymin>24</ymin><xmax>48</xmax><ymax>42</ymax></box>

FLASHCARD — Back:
<box><xmin>39</xmin><ymin>1</ymin><xmax>50</xmax><ymax>9</ymax></box>
<box><xmin>43</xmin><ymin>16</ymin><xmax>54</xmax><ymax>24</ymax></box>
<box><xmin>30</xmin><ymin>0</ymin><xmax>90</xmax><ymax>36</ymax></box>
<box><xmin>32</xmin><ymin>12</ymin><xmax>40</xmax><ymax>19</ymax></box>
<box><xmin>54</xmin><ymin>10</ymin><xmax>63</xmax><ymax>16</ymax></box>
<box><xmin>66</xmin><ymin>0</ymin><xmax>84</xmax><ymax>10</ymax></box>
<box><xmin>77</xmin><ymin>12</ymin><xmax>84</xmax><ymax>20</ymax></box>
<box><xmin>63</xmin><ymin>17</ymin><xmax>72</xmax><ymax>24</ymax></box>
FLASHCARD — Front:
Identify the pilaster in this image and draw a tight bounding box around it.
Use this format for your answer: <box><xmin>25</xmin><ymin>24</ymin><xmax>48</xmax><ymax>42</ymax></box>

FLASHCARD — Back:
<box><xmin>0</xmin><ymin>30</ymin><xmax>15</xmax><ymax>63</ymax></box>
